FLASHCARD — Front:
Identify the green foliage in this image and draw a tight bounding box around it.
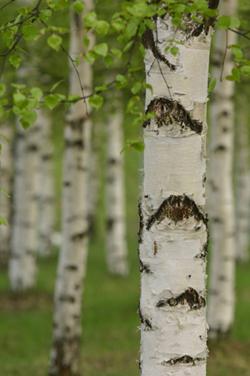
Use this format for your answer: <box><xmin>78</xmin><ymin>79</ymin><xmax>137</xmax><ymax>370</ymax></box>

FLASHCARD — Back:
<box><xmin>0</xmin><ymin>0</ymin><xmax>248</xmax><ymax>128</ymax></box>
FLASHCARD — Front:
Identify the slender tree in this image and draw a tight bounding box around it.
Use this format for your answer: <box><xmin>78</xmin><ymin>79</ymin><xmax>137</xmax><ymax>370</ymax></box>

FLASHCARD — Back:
<box><xmin>0</xmin><ymin>122</ymin><xmax>13</xmax><ymax>265</ymax></box>
<box><xmin>207</xmin><ymin>0</ymin><xmax>237</xmax><ymax>336</ymax></box>
<box><xmin>37</xmin><ymin>109</ymin><xmax>55</xmax><ymax>257</ymax></box>
<box><xmin>139</xmin><ymin>1</ymin><xmax>217</xmax><ymax>374</ymax></box>
<box><xmin>105</xmin><ymin>105</ymin><xmax>129</xmax><ymax>276</ymax></box>
<box><xmin>49</xmin><ymin>1</ymin><xmax>94</xmax><ymax>374</ymax></box>
<box><xmin>9</xmin><ymin>119</ymin><xmax>41</xmax><ymax>291</ymax></box>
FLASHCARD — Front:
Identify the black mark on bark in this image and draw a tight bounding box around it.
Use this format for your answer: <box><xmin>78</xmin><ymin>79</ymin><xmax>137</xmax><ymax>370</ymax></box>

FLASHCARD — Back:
<box><xmin>138</xmin><ymin>306</ymin><xmax>153</xmax><ymax>330</ymax></box>
<box><xmin>144</xmin><ymin>97</ymin><xmax>203</xmax><ymax>134</ymax></box>
<box><xmin>162</xmin><ymin>355</ymin><xmax>205</xmax><ymax>366</ymax></box>
<box><xmin>156</xmin><ymin>288</ymin><xmax>206</xmax><ymax>310</ymax></box>
<box><xmin>147</xmin><ymin>195</ymin><xmax>206</xmax><ymax>230</ymax></box>
<box><xmin>138</xmin><ymin>201</ymin><xmax>144</xmax><ymax>244</ymax></box>
<box><xmin>140</xmin><ymin>259</ymin><xmax>152</xmax><ymax>274</ymax></box>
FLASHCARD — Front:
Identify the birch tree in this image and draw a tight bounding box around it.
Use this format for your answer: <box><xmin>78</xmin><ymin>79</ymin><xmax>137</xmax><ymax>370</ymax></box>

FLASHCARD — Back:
<box><xmin>207</xmin><ymin>0</ymin><xmax>237</xmax><ymax>337</ymax></box>
<box><xmin>0</xmin><ymin>123</ymin><xmax>13</xmax><ymax>265</ymax></box>
<box><xmin>9</xmin><ymin>120</ymin><xmax>41</xmax><ymax>291</ymax></box>
<box><xmin>37</xmin><ymin>110</ymin><xmax>55</xmax><ymax>257</ymax></box>
<box><xmin>139</xmin><ymin>1</ymin><xmax>218</xmax><ymax>374</ymax></box>
<box><xmin>49</xmin><ymin>1</ymin><xmax>94</xmax><ymax>374</ymax></box>
<box><xmin>106</xmin><ymin>106</ymin><xmax>129</xmax><ymax>276</ymax></box>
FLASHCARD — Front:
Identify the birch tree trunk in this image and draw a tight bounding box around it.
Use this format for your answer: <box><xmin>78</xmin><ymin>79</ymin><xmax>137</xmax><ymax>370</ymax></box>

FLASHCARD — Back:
<box><xmin>139</xmin><ymin>13</ymin><xmax>213</xmax><ymax>376</ymax></box>
<box><xmin>9</xmin><ymin>121</ymin><xmax>41</xmax><ymax>291</ymax></box>
<box><xmin>207</xmin><ymin>0</ymin><xmax>237</xmax><ymax>337</ymax></box>
<box><xmin>37</xmin><ymin>110</ymin><xmax>55</xmax><ymax>257</ymax></box>
<box><xmin>106</xmin><ymin>109</ymin><xmax>129</xmax><ymax>276</ymax></box>
<box><xmin>50</xmin><ymin>2</ymin><xmax>94</xmax><ymax>374</ymax></box>
<box><xmin>235</xmin><ymin>106</ymin><xmax>250</xmax><ymax>262</ymax></box>
<box><xmin>0</xmin><ymin>123</ymin><xmax>13</xmax><ymax>265</ymax></box>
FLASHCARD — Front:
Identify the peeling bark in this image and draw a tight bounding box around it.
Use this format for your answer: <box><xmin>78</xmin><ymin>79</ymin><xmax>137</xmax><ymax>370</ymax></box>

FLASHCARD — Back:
<box><xmin>140</xmin><ymin>11</ymin><xmax>212</xmax><ymax>376</ymax></box>
<box><xmin>207</xmin><ymin>0</ymin><xmax>237</xmax><ymax>337</ymax></box>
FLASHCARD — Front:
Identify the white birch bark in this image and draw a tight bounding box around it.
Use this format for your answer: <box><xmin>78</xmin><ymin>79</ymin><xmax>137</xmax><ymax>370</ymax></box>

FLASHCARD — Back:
<box><xmin>105</xmin><ymin>109</ymin><xmax>129</xmax><ymax>276</ymax></box>
<box><xmin>139</xmin><ymin>15</ymin><xmax>212</xmax><ymax>376</ymax></box>
<box><xmin>235</xmin><ymin>107</ymin><xmax>250</xmax><ymax>262</ymax></box>
<box><xmin>9</xmin><ymin>120</ymin><xmax>41</xmax><ymax>291</ymax></box>
<box><xmin>50</xmin><ymin>1</ymin><xmax>94</xmax><ymax>374</ymax></box>
<box><xmin>207</xmin><ymin>0</ymin><xmax>237</xmax><ymax>336</ymax></box>
<box><xmin>0</xmin><ymin>123</ymin><xmax>13</xmax><ymax>265</ymax></box>
<box><xmin>37</xmin><ymin>110</ymin><xmax>55</xmax><ymax>257</ymax></box>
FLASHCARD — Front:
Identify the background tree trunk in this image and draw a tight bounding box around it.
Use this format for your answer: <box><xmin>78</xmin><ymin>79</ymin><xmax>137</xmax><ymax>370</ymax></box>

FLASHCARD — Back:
<box><xmin>37</xmin><ymin>110</ymin><xmax>55</xmax><ymax>257</ymax></box>
<box><xmin>9</xmin><ymin>121</ymin><xmax>41</xmax><ymax>291</ymax></box>
<box><xmin>207</xmin><ymin>0</ymin><xmax>237</xmax><ymax>337</ymax></box>
<box><xmin>139</xmin><ymin>15</ymin><xmax>212</xmax><ymax>376</ymax></box>
<box><xmin>105</xmin><ymin>109</ymin><xmax>129</xmax><ymax>276</ymax></box>
<box><xmin>49</xmin><ymin>1</ymin><xmax>94</xmax><ymax>374</ymax></box>
<box><xmin>0</xmin><ymin>123</ymin><xmax>13</xmax><ymax>266</ymax></box>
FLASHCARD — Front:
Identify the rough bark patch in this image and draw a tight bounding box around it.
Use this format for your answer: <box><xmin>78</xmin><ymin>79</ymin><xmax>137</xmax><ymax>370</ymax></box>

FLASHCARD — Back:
<box><xmin>144</xmin><ymin>97</ymin><xmax>203</xmax><ymax>134</ymax></box>
<box><xmin>162</xmin><ymin>355</ymin><xmax>205</xmax><ymax>366</ymax></box>
<box><xmin>147</xmin><ymin>195</ymin><xmax>206</xmax><ymax>230</ymax></box>
<box><xmin>156</xmin><ymin>288</ymin><xmax>206</xmax><ymax>310</ymax></box>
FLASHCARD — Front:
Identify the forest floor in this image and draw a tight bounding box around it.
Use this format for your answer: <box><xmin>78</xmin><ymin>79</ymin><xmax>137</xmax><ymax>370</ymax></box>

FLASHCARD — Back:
<box><xmin>0</xmin><ymin>236</ymin><xmax>249</xmax><ymax>376</ymax></box>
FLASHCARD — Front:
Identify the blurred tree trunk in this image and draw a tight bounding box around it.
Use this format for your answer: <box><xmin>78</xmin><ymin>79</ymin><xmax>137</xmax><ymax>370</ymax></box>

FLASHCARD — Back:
<box><xmin>235</xmin><ymin>105</ymin><xmax>250</xmax><ymax>262</ymax></box>
<box><xmin>9</xmin><ymin>121</ymin><xmax>41</xmax><ymax>291</ymax></box>
<box><xmin>0</xmin><ymin>123</ymin><xmax>13</xmax><ymax>266</ymax></box>
<box><xmin>37</xmin><ymin>110</ymin><xmax>55</xmax><ymax>257</ymax></box>
<box><xmin>207</xmin><ymin>0</ymin><xmax>237</xmax><ymax>337</ymax></box>
<box><xmin>49</xmin><ymin>1</ymin><xmax>94</xmax><ymax>374</ymax></box>
<box><xmin>139</xmin><ymin>13</ymin><xmax>212</xmax><ymax>376</ymax></box>
<box><xmin>105</xmin><ymin>108</ymin><xmax>129</xmax><ymax>276</ymax></box>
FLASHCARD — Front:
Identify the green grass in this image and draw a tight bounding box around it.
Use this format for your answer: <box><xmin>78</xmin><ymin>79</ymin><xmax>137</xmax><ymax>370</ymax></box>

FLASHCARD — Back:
<box><xmin>0</xmin><ymin>237</ymin><xmax>249</xmax><ymax>375</ymax></box>
<box><xmin>0</xmin><ymin>112</ymin><xmax>249</xmax><ymax>375</ymax></box>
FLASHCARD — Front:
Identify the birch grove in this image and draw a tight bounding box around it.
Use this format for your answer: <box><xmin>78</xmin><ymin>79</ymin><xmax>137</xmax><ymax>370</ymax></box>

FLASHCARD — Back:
<box><xmin>106</xmin><ymin>108</ymin><xmax>129</xmax><ymax>276</ymax></box>
<box><xmin>208</xmin><ymin>0</ymin><xmax>237</xmax><ymax>336</ymax></box>
<box><xmin>139</xmin><ymin>8</ymin><xmax>214</xmax><ymax>376</ymax></box>
<box><xmin>0</xmin><ymin>123</ymin><xmax>13</xmax><ymax>265</ymax></box>
<box><xmin>50</xmin><ymin>1</ymin><xmax>94</xmax><ymax>374</ymax></box>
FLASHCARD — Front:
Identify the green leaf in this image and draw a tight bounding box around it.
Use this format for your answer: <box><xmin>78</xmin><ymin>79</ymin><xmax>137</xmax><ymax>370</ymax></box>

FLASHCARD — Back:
<box><xmin>208</xmin><ymin>77</ymin><xmax>217</xmax><ymax>93</ymax></box>
<box><xmin>73</xmin><ymin>0</ymin><xmax>84</xmax><ymax>13</ymax></box>
<box><xmin>47</xmin><ymin>34</ymin><xmax>62</xmax><ymax>51</ymax></box>
<box><xmin>116</xmin><ymin>74</ymin><xmax>128</xmax><ymax>88</ymax></box>
<box><xmin>22</xmin><ymin>24</ymin><xmax>39</xmax><ymax>41</ymax></box>
<box><xmin>131</xmin><ymin>82</ymin><xmax>142</xmax><ymax>94</ymax></box>
<box><xmin>13</xmin><ymin>92</ymin><xmax>26</xmax><ymax>106</ymax></box>
<box><xmin>9</xmin><ymin>54</ymin><xmax>22</xmax><ymax>68</ymax></box>
<box><xmin>93</xmin><ymin>43</ymin><xmax>108</xmax><ymax>57</ymax></box>
<box><xmin>84</xmin><ymin>11</ymin><xmax>97</xmax><ymax>28</ymax></box>
<box><xmin>20</xmin><ymin>109</ymin><xmax>37</xmax><ymax>129</ymax></box>
<box><xmin>31</xmin><ymin>87</ymin><xmax>43</xmax><ymax>101</ymax></box>
<box><xmin>240</xmin><ymin>65</ymin><xmax>250</xmax><ymax>76</ymax></box>
<box><xmin>217</xmin><ymin>15</ymin><xmax>240</xmax><ymax>29</ymax></box>
<box><xmin>89</xmin><ymin>94</ymin><xmax>104</xmax><ymax>109</ymax></box>
<box><xmin>95</xmin><ymin>20</ymin><xmax>110</xmax><ymax>35</ymax></box>
<box><xmin>45</xmin><ymin>94</ymin><xmax>62</xmax><ymax>109</ymax></box>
